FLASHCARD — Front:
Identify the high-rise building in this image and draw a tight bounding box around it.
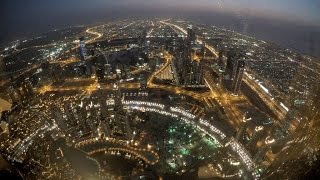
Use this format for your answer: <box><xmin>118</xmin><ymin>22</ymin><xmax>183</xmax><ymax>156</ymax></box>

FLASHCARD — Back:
<box><xmin>79</xmin><ymin>37</ymin><xmax>86</xmax><ymax>62</ymax></box>
<box><xmin>185</xmin><ymin>25</ymin><xmax>194</xmax><ymax>62</ymax></box>
<box><xmin>172</xmin><ymin>42</ymin><xmax>187</xmax><ymax>85</ymax></box>
<box><xmin>225</xmin><ymin>49</ymin><xmax>242</xmax><ymax>80</ymax></box>
<box><xmin>187</xmin><ymin>25</ymin><xmax>196</xmax><ymax>45</ymax></box>
<box><xmin>232</xmin><ymin>60</ymin><xmax>245</xmax><ymax>95</ymax></box>
<box><xmin>138</xmin><ymin>29</ymin><xmax>147</xmax><ymax>48</ymax></box>
<box><xmin>171</xmin><ymin>28</ymin><xmax>205</xmax><ymax>87</ymax></box>
<box><xmin>95</xmin><ymin>65</ymin><xmax>105</xmax><ymax>82</ymax></box>
<box><xmin>113</xmin><ymin>83</ymin><xmax>122</xmax><ymax>109</ymax></box>
<box><xmin>185</xmin><ymin>60</ymin><xmax>204</xmax><ymax>86</ymax></box>
<box><xmin>218</xmin><ymin>48</ymin><xmax>226</xmax><ymax>69</ymax></box>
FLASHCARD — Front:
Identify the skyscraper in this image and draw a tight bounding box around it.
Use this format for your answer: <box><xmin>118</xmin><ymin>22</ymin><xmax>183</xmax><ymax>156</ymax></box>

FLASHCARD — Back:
<box><xmin>187</xmin><ymin>25</ymin><xmax>196</xmax><ymax>45</ymax></box>
<box><xmin>79</xmin><ymin>37</ymin><xmax>86</xmax><ymax>63</ymax></box>
<box><xmin>225</xmin><ymin>50</ymin><xmax>236</xmax><ymax>79</ymax></box>
<box><xmin>225</xmin><ymin>49</ymin><xmax>244</xmax><ymax>80</ymax></box>
<box><xmin>171</xmin><ymin>26</ymin><xmax>205</xmax><ymax>87</ymax></box>
<box><xmin>187</xmin><ymin>60</ymin><xmax>204</xmax><ymax>86</ymax></box>
<box><xmin>113</xmin><ymin>83</ymin><xmax>122</xmax><ymax>110</ymax></box>
<box><xmin>172</xmin><ymin>40</ymin><xmax>189</xmax><ymax>86</ymax></box>
<box><xmin>218</xmin><ymin>48</ymin><xmax>226</xmax><ymax>69</ymax></box>
<box><xmin>232</xmin><ymin>60</ymin><xmax>245</xmax><ymax>95</ymax></box>
<box><xmin>138</xmin><ymin>29</ymin><xmax>147</xmax><ymax>48</ymax></box>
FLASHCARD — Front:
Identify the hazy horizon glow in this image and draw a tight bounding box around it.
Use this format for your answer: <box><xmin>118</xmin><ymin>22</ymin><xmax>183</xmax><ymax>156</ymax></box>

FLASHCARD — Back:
<box><xmin>0</xmin><ymin>0</ymin><xmax>319</xmax><ymax>44</ymax></box>
<box><xmin>1</xmin><ymin>0</ymin><xmax>319</xmax><ymax>24</ymax></box>
<box><xmin>91</xmin><ymin>0</ymin><xmax>320</xmax><ymax>24</ymax></box>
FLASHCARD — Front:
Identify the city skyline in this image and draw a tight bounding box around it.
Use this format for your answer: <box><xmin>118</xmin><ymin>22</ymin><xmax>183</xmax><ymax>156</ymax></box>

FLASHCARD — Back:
<box><xmin>0</xmin><ymin>2</ymin><xmax>319</xmax><ymax>179</ymax></box>
<box><xmin>0</xmin><ymin>17</ymin><xmax>319</xmax><ymax>179</ymax></box>
<box><xmin>1</xmin><ymin>1</ymin><xmax>319</xmax><ymax>58</ymax></box>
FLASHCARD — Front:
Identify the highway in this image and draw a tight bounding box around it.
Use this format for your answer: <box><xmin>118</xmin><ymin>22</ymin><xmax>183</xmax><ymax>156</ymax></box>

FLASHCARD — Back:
<box><xmin>160</xmin><ymin>20</ymin><xmax>290</xmax><ymax>130</ymax></box>
<box><xmin>203</xmin><ymin>71</ymin><xmax>243</xmax><ymax>129</ymax></box>
<box><xmin>205</xmin><ymin>38</ymin><xmax>288</xmax><ymax>125</ymax></box>
<box><xmin>65</xmin><ymin>24</ymin><xmax>104</xmax><ymax>53</ymax></box>
<box><xmin>242</xmin><ymin>76</ymin><xmax>297</xmax><ymax>132</ymax></box>
<box><xmin>37</xmin><ymin>78</ymin><xmax>141</xmax><ymax>94</ymax></box>
<box><xmin>243</xmin><ymin>76</ymin><xmax>286</xmax><ymax>120</ymax></box>
<box><xmin>147</xmin><ymin>51</ymin><xmax>173</xmax><ymax>86</ymax></box>
<box><xmin>156</xmin><ymin>20</ymin><xmax>287</xmax><ymax>132</ymax></box>
<box><xmin>85</xmin><ymin>26</ymin><xmax>103</xmax><ymax>43</ymax></box>
<box><xmin>0</xmin><ymin>63</ymin><xmax>42</xmax><ymax>87</ymax></box>
<box><xmin>1</xmin><ymin>20</ymin><xmax>262</xmax><ymax>179</ymax></box>
<box><xmin>160</xmin><ymin>20</ymin><xmax>219</xmax><ymax>58</ymax></box>
<box><xmin>147</xmin><ymin>50</ymin><xmax>209</xmax><ymax>100</ymax></box>
<box><xmin>160</xmin><ymin>20</ymin><xmax>244</xmax><ymax>129</ymax></box>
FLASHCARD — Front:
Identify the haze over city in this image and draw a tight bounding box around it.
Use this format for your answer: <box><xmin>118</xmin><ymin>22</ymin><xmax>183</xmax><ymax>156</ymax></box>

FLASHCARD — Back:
<box><xmin>1</xmin><ymin>0</ymin><xmax>320</xmax><ymax>56</ymax></box>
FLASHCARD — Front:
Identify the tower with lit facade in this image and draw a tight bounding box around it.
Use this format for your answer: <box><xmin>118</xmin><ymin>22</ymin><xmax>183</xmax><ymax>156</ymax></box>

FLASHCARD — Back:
<box><xmin>79</xmin><ymin>37</ymin><xmax>86</xmax><ymax>63</ymax></box>
<box><xmin>187</xmin><ymin>25</ymin><xmax>196</xmax><ymax>45</ymax></box>
<box><xmin>232</xmin><ymin>60</ymin><xmax>245</xmax><ymax>95</ymax></box>
<box><xmin>171</xmin><ymin>25</ymin><xmax>205</xmax><ymax>87</ymax></box>
<box><xmin>225</xmin><ymin>49</ymin><xmax>242</xmax><ymax>80</ymax></box>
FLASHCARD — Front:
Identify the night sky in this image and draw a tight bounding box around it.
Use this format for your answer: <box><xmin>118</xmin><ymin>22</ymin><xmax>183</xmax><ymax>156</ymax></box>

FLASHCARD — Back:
<box><xmin>0</xmin><ymin>0</ymin><xmax>319</xmax><ymax>56</ymax></box>
<box><xmin>1</xmin><ymin>0</ymin><xmax>319</xmax><ymax>23</ymax></box>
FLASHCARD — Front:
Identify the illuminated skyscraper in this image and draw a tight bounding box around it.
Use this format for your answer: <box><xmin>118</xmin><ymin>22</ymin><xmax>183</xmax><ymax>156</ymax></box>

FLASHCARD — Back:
<box><xmin>113</xmin><ymin>83</ymin><xmax>122</xmax><ymax>110</ymax></box>
<box><xmin>218</xmin><ymin>48</ymin><xmax>226</xmax><ymax>69</ymax></box>
<box><xmin>172</xmin><ymin>26</ymin><xmax>204</xmax><ymax>87</ymax></box>
<box><xmin>79</xmin><ymin>37</ymin><xmax>86</xmax><ymax>62</ymax></box>
<box><xmin>138</xmin><ymin>29</ymin><xmax>147</xmax><ymax>48</ymax></box>
<box><xmin>187</xmin><ymin>25</ymin><xmax>196</xmax><ymax>45</ymax></box>
<box><xmin>232</xmin><ymin>60</ymin><xmax>245</xmax><ymax>95</ymax></box>
<box><xmin>225</xmin><ymin>49</ymin><xmax>239</xmax><ymax>79</ymax></box>
<box><xmin>187</xmin><ymin>60</ymin><xmax>204</xmax><ymax>86</ymax></box>
<box><xmin>172</xmin><ymin>41</ymin><xmax>188</xmax><ymax>85</ymax></box>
